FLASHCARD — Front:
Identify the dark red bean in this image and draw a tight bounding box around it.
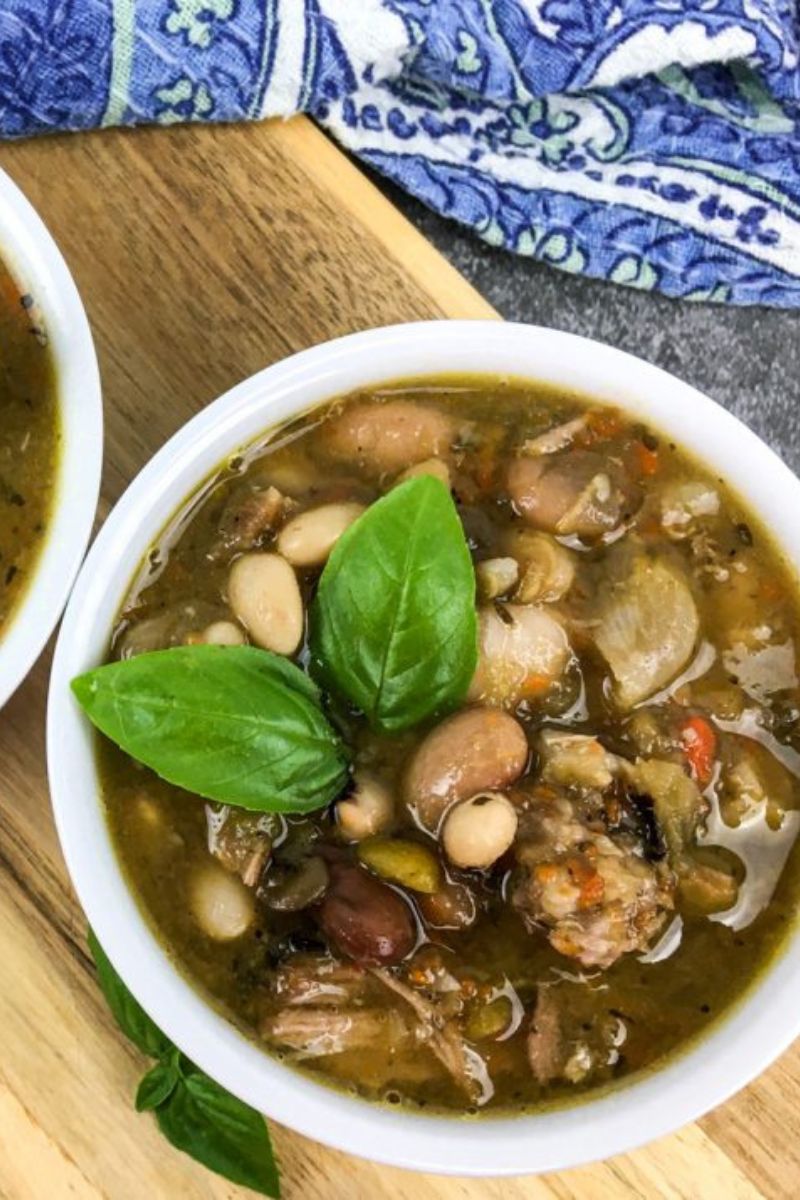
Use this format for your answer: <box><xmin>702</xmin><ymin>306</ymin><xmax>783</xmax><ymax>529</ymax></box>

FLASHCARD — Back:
<box><xmin>316</xmin><ymin>863</ymin><xmax>415</xmax><ymax>965</ymax></box>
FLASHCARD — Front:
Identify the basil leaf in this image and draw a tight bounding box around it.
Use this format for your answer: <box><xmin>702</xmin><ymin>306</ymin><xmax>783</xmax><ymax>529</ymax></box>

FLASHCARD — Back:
<box><xmin>156</xmin><ymin>1067</ymin><xmax>280</xmax><ymax>1198</ymax></box>
<box><xmin>88</xmin><ymin>929</ymin><xmax>171</xmax><ymax>1059</ymax></box>
<box><xmin>89</xmin><ymin>931</ymin><xmax>281</xmax><ymax>1196</ymax></box>
<box><xmin>136</xmin><ymin>1060</ymin><xmax>180</xmax><ymax>1112</ymax></box>
<box><xmin>72</xmin><ymin>645</ymin><xmax>349</xmax><ymax>813</ymax></box>
<box><xmin>311</xmin><ymin>476</ymin><xmax>477</xmax><ymax>732</ymax></box>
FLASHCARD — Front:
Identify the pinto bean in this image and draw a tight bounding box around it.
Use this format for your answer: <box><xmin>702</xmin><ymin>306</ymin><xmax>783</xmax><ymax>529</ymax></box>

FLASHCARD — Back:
<box><xmin>468</xmin><ymin>604</ymin><xmax>571</xmax><ymax>707</ymax></box>
<box><xmin>226</xmin><ymin>552</ymin><xmax>303</xmax><ymax>655</ymax></box>
<box><xmin>317</xmin><ymin>862</ymin><xmax>416</xmax><ymax>965</ymax></box>
<box><xmin>323</xmin><ymin>401</ymin><xmax>454</xmax><ymax>476</ymax></box>
<box><xmin>404</xmin><ymin>707</ymin><xmax>528</xmax><ymax>832</ymax></box>
<box><xmin>276</xmin><ymin>502</ymin><xmax>365</xmax><ymax>568</ymax></box>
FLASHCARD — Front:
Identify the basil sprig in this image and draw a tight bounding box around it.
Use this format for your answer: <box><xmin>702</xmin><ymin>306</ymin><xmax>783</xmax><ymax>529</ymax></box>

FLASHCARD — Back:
<box><xmin>311</xmin><ymin>476</ymin><xmax>477</xmax><ymax>732</ymax></box>
<box><xmin>89</xmin><ymin>931</ymin><xmax>280</xmax><ymax>1197</ymax></box>
<box><xmin>72</xmin><ymin>645</ymin><xmax>348</xmax><ymax>813</ymax></box>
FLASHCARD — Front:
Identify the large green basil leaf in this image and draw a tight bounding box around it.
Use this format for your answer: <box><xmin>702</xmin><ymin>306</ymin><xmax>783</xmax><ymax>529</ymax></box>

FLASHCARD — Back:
<box><xmin>311</xmin><ymin>475</ymin><xmax>477</xmax><ymax>732</ymax></box>
<box><xmin>88</xmin><ymin>929</ymin><xmax>172</xmax><ymax>1059</ymax></box>
<box><xmin>156</xmin><ymin>1066</ymin><xmax>280</xmax><ymax>1198</ymax></box>
<box><xmin>72</xmin><ymin>645</ymin><xmax>348</xmax><ymax>813</ymax></box>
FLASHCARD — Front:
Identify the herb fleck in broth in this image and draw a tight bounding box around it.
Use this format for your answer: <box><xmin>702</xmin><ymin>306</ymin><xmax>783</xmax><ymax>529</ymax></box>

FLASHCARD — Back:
<box><xmin>97</xmin><ymin>376</ymin><xmax>800</xmax><ymax>1115</ymax></box>
<box><xmin>0</xmin><ymin>260</ymin><xmax>58</xmax><ymax>637</ymax></box>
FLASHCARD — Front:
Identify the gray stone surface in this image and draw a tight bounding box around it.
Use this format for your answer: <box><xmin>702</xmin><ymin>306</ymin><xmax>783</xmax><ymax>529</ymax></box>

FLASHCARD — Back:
<box><xmin>391</xmin><ymin>188</ymin><xmax>800</xmax><ymax>476</ymax></box>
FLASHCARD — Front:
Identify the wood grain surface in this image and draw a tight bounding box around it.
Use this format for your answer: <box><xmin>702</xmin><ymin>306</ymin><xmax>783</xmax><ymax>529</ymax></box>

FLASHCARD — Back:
<box><xmin>0</xmin><ymin>116</ymin><xmax>798</xmax><ymax>1200</ymax></box>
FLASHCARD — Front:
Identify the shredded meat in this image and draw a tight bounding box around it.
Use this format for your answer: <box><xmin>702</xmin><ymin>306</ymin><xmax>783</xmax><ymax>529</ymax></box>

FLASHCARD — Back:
<box><xmin>512</xmin><ymin>792</ymin><xmax>674</xmax><ymax>968</ymax></box>
<box><xmin>262</xmin><ymin>1008</ymin><xmax>410</xmax><ymax>1058</ymax></box>
<box><xmin>527</xmin><ymin>986</ymin><xmax>629</xmax><ymax>1086</ymax></box>
<box><xmin>260</xmin><ymin>953</ymin><xmax>490</xmax><ymax>1101</ymax></box>
<box><xmin>527</xmin><ymin>987</ymin><xmax>564</xmax><ymax>1085</ymax></box>
<box><xmin>273</xmin><ymin>957</ymin><xmax>369</xmax><ymax>1006</ymax></box>
<box><xmin>369</xmin><ymin>967</ymin><xmax>491</xmax><ymax>1104</ymax></box>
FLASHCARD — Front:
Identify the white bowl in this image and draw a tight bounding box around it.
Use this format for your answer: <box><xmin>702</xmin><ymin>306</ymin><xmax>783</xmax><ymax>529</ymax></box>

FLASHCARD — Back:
<box><xmin>47</xmin><ymin>322</ymin><xmax>800</xmax><ymax>1175</ymax></box>
<box><xmin>0</xmin><ymin>168</ymin><xmax>102</xmax><ymax>707</ymax></box>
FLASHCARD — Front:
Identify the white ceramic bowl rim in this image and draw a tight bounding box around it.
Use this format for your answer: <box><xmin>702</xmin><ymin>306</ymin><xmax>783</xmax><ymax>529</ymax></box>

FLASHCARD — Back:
<box><xmin>48</xmin><ymin>321</ymin><xmax>800</xmax><ymax>1176</ymax></box>
<box><xmin>0</xmin><ymin>168</ymin><xmax>102</xmax><ymax>707</ymax></box>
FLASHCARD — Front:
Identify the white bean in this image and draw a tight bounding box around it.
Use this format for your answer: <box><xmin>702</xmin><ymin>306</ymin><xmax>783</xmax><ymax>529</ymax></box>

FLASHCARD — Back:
<box><xmin>190</xmin><ymin>864</ymin><xmax>255</xmax><ymax>941</ymax></box>
<box><xmin>277</xmin><ymin>502</ymin><xmax>364</xmax><ymax>568</ymax></box>
<box><xmin>396</xmin><ymin>457</ymin><xmax>451</xmax><ymax>488</ymax></box>
<box><xmin>336</xmin><ymin>773</ymin><xmax>395</xmax><ymax>841</ymax></box>
<box><xmin>195</xmin><ymin>620</ymin><xmax>246</xmax><ymax>646</ymax></box>
<box><xmin>442</xmin><ymin>792</ymin><xmax>518</xmax><ymax>870</ymax></box>
<box><xmin>227</xmin><ymin>552</ymin><xmax>303</xmax><ymax>655</ymax></box>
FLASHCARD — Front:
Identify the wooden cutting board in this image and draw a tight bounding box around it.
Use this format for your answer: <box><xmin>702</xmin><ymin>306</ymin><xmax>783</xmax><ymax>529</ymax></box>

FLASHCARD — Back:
<box><xmin>0</xmin><ymin>116</ymin><xmax>797</xmax><ymax>1200</ymax></box>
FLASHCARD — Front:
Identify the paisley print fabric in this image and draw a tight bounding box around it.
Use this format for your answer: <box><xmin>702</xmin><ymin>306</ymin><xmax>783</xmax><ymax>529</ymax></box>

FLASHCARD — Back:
<box><xmin>3</xmin><ymin>1</ymin><xmax>800</xmax><ymax>305</ymax></box>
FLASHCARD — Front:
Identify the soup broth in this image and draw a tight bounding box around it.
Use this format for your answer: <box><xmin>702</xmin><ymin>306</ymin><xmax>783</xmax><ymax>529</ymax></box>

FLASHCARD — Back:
<box><xmin>0</xmin><ymin>258</ymin><xmax>58</xmax><ymax>639</ymax></box>
<box><xmin>99</xmin><ymin>377</ymin><xmax>800</xmax><ymax>1114</ymax></box>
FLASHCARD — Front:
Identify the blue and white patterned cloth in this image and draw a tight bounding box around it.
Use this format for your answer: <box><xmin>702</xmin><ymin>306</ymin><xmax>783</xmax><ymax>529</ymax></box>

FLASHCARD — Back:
<box><xmin>4</xmin><ymin>1</ymin><xmax>800</xmax><ymax>305</ymax></box>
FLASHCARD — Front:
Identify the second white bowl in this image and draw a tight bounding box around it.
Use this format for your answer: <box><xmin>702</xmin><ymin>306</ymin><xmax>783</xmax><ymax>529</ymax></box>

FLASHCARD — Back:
<box><xmin>0</xmin><ymin>168</ymin><xmax>102</xmax><ymax>707</ymax></box>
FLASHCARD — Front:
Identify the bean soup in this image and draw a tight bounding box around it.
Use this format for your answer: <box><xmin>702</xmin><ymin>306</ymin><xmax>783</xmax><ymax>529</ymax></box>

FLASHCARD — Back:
<box><xmin>0</xmin><ymin>257</ymin><xmax>58</xmax><ymax>640</ymax></box>
<box><xmin>77</xmin><ymin>377</ymin><xmax>800</xmax><ymax>1115</ymax></box>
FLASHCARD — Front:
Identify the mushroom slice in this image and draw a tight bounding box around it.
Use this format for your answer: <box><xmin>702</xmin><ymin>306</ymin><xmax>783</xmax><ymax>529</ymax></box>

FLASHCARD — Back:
<box><xmin>476</xmin><ymin>556</ymin><xmax>519</xmax><ymax>601</ymax></box>
<box><xmin>508</xmin><ymin>530</ymin><xmax>575</xmax><ymax>604</ymax></box>
<box><xmin>594</xmin><ymin>557</ymin><xmax>699</xmax><ymax>709</ymax></box>
<box><xmin>508</xmin><ymin>451</ymin><xmax>638</xmax><ymax>539</ymax></box>
<box><xmin>521</xmin><ymin>416</ymin><xmax>588</xmax><ymax>457</ymax></box>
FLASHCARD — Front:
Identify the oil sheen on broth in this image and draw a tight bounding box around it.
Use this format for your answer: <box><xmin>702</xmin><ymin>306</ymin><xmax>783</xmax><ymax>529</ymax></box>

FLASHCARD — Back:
<box><xmin>100</xmin><ymin>377</ymin><xmax>800</xmax><ymax>1115</ymax></box>
<box><xmin>0</xmin><ymin>257</ymin><xmax>58</xmax><ymax>639</ymax></box>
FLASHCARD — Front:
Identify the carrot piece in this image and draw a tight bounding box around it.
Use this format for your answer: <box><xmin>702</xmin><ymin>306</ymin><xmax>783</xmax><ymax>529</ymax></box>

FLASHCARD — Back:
<box><xmin>759</xmin><ymin>577</ymin><xmax>783</xmax><ymax>604</ymax></box>
<box><xmin>519</xmin><ymin>673</ymin><xmax>550</xmax><ymax>698</ymax></box>
<box><xmin>534</xmin><ymin>863</ymin><xmax>560</xmax><ymax>885</ymax></box>
<box><xmin>635</xmin><ymin>442</ymin><xmax>660</xmax><ymax>477</ymax></box>
<box><xmin>680</xmin><ymin>715</ymin><xmax>717</xmax><ymax>786</ymax></box>
<box><xmin>578</xmin><ymin>871</ymin><xmax>605</xmax><ymax>910</ymax></box>
<box><xmin>586</xmin><ymin>408</ymin><xmax>624</xmax><ymax>440</ymax></box>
